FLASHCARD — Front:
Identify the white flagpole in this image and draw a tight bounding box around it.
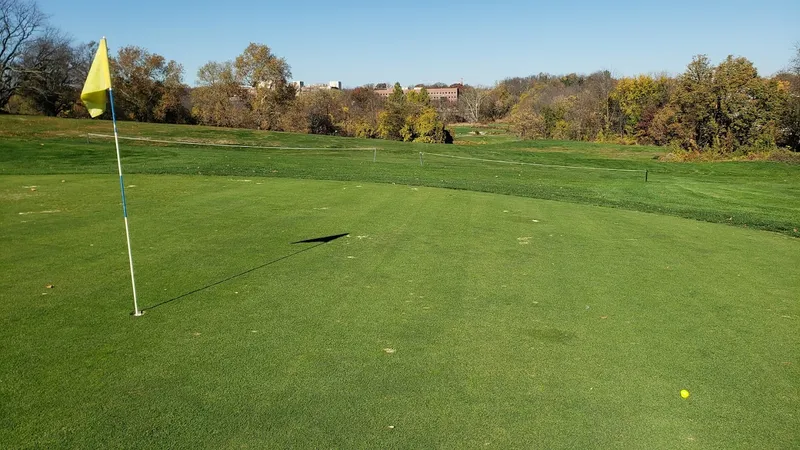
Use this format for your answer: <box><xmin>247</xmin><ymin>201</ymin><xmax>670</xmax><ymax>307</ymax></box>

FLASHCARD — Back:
<box><xmin>106</xmin><ymin>61</ymin><xmax>141</xmax><ymax>316</ymax></box>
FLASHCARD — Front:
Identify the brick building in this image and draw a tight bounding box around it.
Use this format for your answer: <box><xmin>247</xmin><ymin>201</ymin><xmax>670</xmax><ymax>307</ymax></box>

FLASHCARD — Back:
<box><xmin>374</xmin><ymin>86</ymin><xmax>460</xmax><ymax>103</ymax></box>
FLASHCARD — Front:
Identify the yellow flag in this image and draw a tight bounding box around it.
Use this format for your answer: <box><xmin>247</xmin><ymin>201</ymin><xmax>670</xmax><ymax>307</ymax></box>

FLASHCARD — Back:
<box><xmin>80</xmin><ymin>38</ymin><xmax>112</xmax><ymax>118</ymax></box>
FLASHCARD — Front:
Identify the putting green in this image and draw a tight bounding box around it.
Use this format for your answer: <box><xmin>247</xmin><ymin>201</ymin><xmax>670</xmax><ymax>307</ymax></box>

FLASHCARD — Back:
<box><xmin>1</xmin><ymin>174</ymin><xmax>797</xmax><ymax>448</ymax></box>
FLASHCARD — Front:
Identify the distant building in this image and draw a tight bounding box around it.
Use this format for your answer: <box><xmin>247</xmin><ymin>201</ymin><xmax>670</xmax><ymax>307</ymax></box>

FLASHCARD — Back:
<box><xmin>373</xmin><ymin>86</ymin><xmax>460</xmax><ymax>103</ymax></box>
<box><xmin>241</xmin><ymin>80</ymin><xmax>288</xmax><ymax>94</ymax></box>
<box><xmin>292</xmin><ymin>80</ymin><xmax>342</xmax><ymax>94</ymax></box>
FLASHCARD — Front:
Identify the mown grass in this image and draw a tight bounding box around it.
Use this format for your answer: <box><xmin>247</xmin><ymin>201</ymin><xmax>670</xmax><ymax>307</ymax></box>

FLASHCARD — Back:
<box><xmin>1</xmin><ymin>173</ymin><xmax>797</xmax><ymax>448</ymax></box>
<box><xmin>1</xmin><ymin>115</ymin><xmax>798</xmax><ymax>236</ymax></box>
<box><xmin>451</xmin><ymin>123</ymin><xmax>518</xmax><ymax>145</ymax></box>
<box><xmin>1</xmin><ymin>115</ymin><xmax>799</xmax><ymax>447</ymax></box>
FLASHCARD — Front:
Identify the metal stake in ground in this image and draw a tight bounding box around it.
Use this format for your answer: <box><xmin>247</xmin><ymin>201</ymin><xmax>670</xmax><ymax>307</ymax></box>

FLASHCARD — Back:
<box><xmin>420</xmin><ymin>152</ymin><xmax>424</xmax><ymax>166</ymax></box>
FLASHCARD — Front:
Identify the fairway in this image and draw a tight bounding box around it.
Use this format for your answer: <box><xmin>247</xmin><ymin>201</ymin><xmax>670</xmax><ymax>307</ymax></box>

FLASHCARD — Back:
<box><xmin>1</xmin><ymin>173</ymin><xmax>798</xmax><ymax>448</ymax></box>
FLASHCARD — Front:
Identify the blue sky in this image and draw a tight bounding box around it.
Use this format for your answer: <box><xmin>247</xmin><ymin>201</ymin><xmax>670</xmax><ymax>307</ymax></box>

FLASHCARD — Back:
<box><xmin>39</xmin><ymin>0</ymin><xmax>799</xmax><ymax>88</ymax></box>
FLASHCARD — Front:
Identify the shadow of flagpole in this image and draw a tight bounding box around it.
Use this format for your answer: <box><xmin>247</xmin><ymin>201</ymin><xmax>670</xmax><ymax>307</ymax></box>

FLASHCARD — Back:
<box><xmin>143</xmin><ymin>233</ymin><xmax>349</xmax><ymax>312</ymax></box>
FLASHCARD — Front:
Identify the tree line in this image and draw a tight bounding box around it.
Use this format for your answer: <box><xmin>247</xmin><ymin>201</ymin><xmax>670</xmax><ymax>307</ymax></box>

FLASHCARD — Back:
<box><xmin>499</xmin><ymin>55</ymin><xmax>800</xmax><ymax>152</ymax></box>
<box><xmin>2</xmin><ymin>0</ymin><xmax>799</xmax><ymax>151</ymax></box>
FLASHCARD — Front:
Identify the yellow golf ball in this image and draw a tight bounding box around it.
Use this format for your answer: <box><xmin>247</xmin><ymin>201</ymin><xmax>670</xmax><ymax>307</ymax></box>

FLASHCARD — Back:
<box><xmin>680</xmin><ymin>389</ymin><xmax>690</xmax><ymax>399</ymax></box>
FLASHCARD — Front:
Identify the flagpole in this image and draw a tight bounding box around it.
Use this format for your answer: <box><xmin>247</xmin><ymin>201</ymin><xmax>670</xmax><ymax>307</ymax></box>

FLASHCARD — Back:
<box><xmin>81</xmin><ymin>37</ymin><xmax>141</xmax><ymax>316</ymax></box>
<box><xmin>108</xmin><ymin>84</ymin><xmax>141</xmax><ymax>316</ymax></box>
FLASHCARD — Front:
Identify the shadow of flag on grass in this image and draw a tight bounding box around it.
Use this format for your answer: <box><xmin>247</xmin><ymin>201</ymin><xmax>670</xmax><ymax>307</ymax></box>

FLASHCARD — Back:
<box><xmin>144</xmin><ymin>232</ymin><xmax>349</xmax><ymax>312</ymax></box>
<box><xmin>291</xmin><ymin>233</ymin><xmax>349</xmax><ymax>244</ymax></box>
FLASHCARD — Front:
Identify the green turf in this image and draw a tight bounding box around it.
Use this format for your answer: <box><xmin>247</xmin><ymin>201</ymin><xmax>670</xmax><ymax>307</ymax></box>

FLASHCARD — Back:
<box><xmin>2</xmin><ymin>174</ymin><xmax>799</xmax><ymax>448</ymax></box>
<box><xmin>452</xmin><ymin>123</ymin><xmax>519</xmax><ymax>145</ymax></box>
<box><xmin>1</xmin><ymin>116</ymin><xmax>798</xmax><ymax>236</ymax></box>
<box><xmin>1</xmin><ymin>116</ymin><xmax>799</xmax><ymax>448</ymax></box>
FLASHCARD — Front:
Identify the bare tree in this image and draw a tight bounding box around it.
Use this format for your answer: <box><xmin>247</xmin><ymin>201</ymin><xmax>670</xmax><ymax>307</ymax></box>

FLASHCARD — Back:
<box><xmin>1</xmin><ymin>0</ymin><xmax>46</xmax><ymax>109</ymax></box>
<box><xmin>585</xmin><ymin>70</ymin><xmax>615</xmax><ymax>132</ymax></box>
<box><xmin>459</xmin><ymin>85</ymin><xmax>489</xmax><ymax>123</ymax></box>
<box><xmin>16</xmin><ymin>28</ymin><xmax>76</xmax><ymax>116</ymax></box>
